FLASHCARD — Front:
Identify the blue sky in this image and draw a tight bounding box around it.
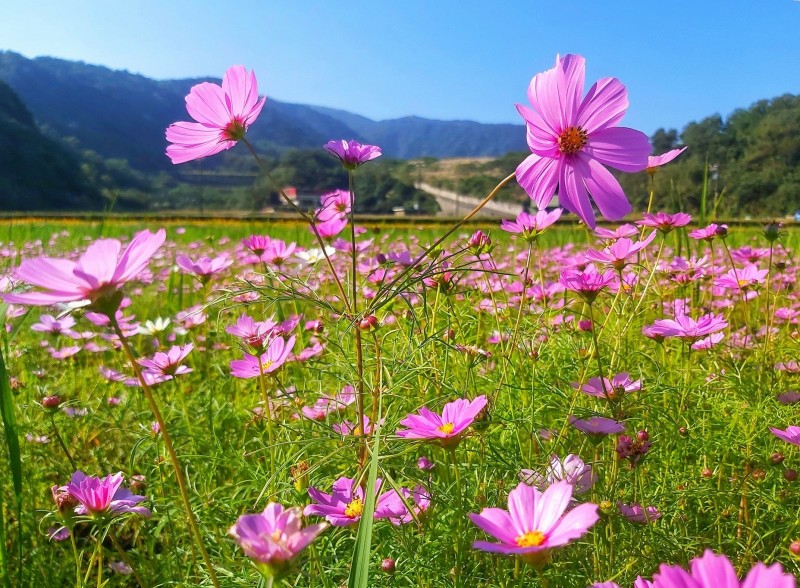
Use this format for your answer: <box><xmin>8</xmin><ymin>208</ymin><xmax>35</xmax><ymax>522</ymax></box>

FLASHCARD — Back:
<box><xmin>2</xmin><ymin>1</ymin><xmax>798</xmax><ymax>136</ymax></box>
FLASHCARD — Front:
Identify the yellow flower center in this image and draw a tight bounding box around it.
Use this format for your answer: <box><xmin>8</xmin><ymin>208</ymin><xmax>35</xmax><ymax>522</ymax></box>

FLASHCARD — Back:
<box><xmin>270</xmin><ymin>529</ymin><xmax>284</xmax><ymax>542</ymax></box>
<box><xmin>737</xmin><ymin>279</ymin><xmax>750</xmax><ymax>288</ymax></box>
<box><xmin>437</xmin><ymin>422</ymin><xmax>455</xmax><ymax>435</ymax></box>
<box><xmin>557</xmin><ymin>126</ymin><xmax>588</xmax><ymax>155</ymax></box>
<box><xmin>516</xmin><ymin>530</ymin><xmax>546</xmax><ymax>548</ymax></box>
<box><xmin>345</xmin><ymin>498</ymin><xmax>364</xmax><ymax>518</ymax></box>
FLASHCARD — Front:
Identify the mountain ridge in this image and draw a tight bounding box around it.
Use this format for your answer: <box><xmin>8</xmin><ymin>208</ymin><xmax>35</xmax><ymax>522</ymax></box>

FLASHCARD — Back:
<box><xmin>0</xmin><ymin>51</ymin><xmax>526</xmax><ymax>171</ymax></box>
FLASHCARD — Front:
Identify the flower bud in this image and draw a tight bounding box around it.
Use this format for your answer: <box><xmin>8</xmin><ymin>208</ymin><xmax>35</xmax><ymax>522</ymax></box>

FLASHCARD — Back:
<box><xmin>764</xmin><ymin>221</ymin><xmax>783</xmax><ymax>243</ymax></box>
<box><xmin>790</xmin><ymin>540</ymin><xmax>800</xmax><ymax>556</ymax></box>
<box><xmin>771</xmin><ymin>452</ymin><xmax>785</xmax><ymax>465</ymax></box>
<box><xmin>784</xmin><ymin>469</ymin><xmax>797</xmax><ymax>482</ymax></box>
<box><xmin>381</xmin><ymin>558</ymin><xmax>396</xmax><ymax>574</ymax></box>
<box><xmin>467</xmin><ymin>230</ymin><xmax>493</xmax><ymax>255</ymax></box>
<box><xmin>42</xmin><ymin>395</ymin><xmax>62</xmax><ymax>409</ymax></box>
<box><xmin>359</xmin><ymin>315</ymin><xmax>379</xmax><ymax>331</ymax></box>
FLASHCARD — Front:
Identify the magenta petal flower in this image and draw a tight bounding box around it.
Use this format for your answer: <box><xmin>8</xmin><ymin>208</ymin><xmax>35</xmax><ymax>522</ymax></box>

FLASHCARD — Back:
<box><xmin>65</xmin><ymin>471</ymin><xmax>150</xmax><ymax>518</ymax></box>
<box><xmin>166</xmin><ymin>65</ymin><xmax>266</xmax><ymax>164</ymax></box>
<box><xmin>652</xmin><ymin>549</ymin><xmax>795</xmax><ymax>588</ymax></box>
<box><xmin>770</xmin><ymin>425</ymin><xmax>800</xmax><ymax>446</ymax></box>
<box><xmin>500</xmin><ymin>209</ymin><xmax>562</xmax><ymax>241</ymax></box>
<box><xmin>229</xmin><ymin>502</ymin><xmax>327</xmax><ymax>577</ymax></box>
<box><xmin>324</xmin><ymin>139</ymin><xmax>382</xmax><ymax>170</ymax></box>
<box><xmin>304</xmin><ymin>477</ymin><xmax>406</xmax><ymax>527</ymax></box>
<box><xmin>4</xmin><ymin>229</ymin><xmax>165</xmax><ymax>309</ymax></box>
<box><xmin>515</xmin><ymin>54</ymin><xmax>650</xmax><ymax>228</ymax></box>
<box><xmin>396</xmin><ymin>396</ymin><xmax>487</xmax><ymax>448</ymax></box>
<box><xmin>469</xmin><ymin>480</ymin><xmax>598</xmax><ymax>567</ymax></box>
<box><xmin>137</xmin><ymin>344</ymin><xmax>194</xmax><ymax>383</ymax></box>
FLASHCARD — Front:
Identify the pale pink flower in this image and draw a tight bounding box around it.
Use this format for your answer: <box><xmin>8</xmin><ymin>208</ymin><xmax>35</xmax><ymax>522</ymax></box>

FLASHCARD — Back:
<box><xmin>62</xmin><ymin>471</ymin><xmax>150</xmax><ymax>518</ymax></box>
<box><xmin>4</xmin><ymin>230</ymin><xmax>165</xmax><ymax>309</ymax></box>
<box><xmin>137</xmin><ymin>344</ymin><xmax>194</xmax><ymax>383</ymax></box>
<box><xmin>637</xmin><ymin>211</ymin><xmax>692</xmax><ymax>233</ymax></box>
<box><xmin>585</xmin><ymin>231</ymin><xmax>656</xmax><ymax>270</ymax></box>
<box><xmin>166</xmin><ymin>65</ymin><xmax>266</xmax><ymax>164</ymax></box>
<box><xmin>646</xmin><ymin>146</ymin><xmax>687</xmax><ymax>171</ymax></box>
<box><xmin>176</xmin><ymin>254</ymin><xmax>232</xmax><ymax>283</ymax></box>
<box><xmin>645</xmin><ymin>313</ymin><xmax>728</xmax><ymax>343</ymax></box>
<box><xmin>519</xmin><ymin>454</ymin><xmax>596</xmax><ymax>495</ymax></box>
<box><xmin>573</xmin><ymin>373</ymin><xmax>641</xmax><ymax>400</ymax></box>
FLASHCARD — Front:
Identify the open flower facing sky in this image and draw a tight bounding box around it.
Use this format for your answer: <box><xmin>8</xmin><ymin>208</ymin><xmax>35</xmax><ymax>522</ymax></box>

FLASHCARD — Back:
<box><xmin>469</xmin><ymin>480</ymin><xmax>598</xmax><ymax>567</ymax></box>
<box><xmin>166</xmin><ymin>65</ymin><xmax>266</xmax><ymax>164</ymax></box>
<box><xmin>304</xmin><ymin>477</ymin><xmax>406</xmax><ymax>527</ymax></box>
<box><xmin>396</xmin><ymin>396</ymin><xmax>487</xmax><ymax>448</ymax></box>
<box><xmin>515</xmin><ymin>54</ymin><xmax>650</xmax><ymax>228</ymax></box>
<box><xmin>4</xmin><ymin>229</ymin><xmax>165</xmax><ymax>311</ymax></box>
<box><xmin>229</xmin><ymin>502</ymin><xmax>327</xmax><ymax>578</ymax></box>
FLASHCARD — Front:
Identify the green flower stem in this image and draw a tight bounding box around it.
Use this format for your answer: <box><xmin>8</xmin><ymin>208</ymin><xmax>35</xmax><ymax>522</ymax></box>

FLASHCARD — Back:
<box><xmin>111</xmin><ymin>320</ymin><xmax>221</xmax><ymax>588</ymax></box>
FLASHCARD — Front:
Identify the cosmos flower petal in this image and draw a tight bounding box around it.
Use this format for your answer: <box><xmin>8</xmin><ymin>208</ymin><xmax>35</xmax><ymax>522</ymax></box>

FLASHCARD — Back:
<box><xmin>559</xmin><ymin>160</ymin><xmax>596</xmax><ymax>229</ymax></box>
<box><xmin>75</xmin><ymin>239</ymin><xmax>121</xmax><ymax>288</ymax></box>
<box><xmin>741</xmin><ymin>561</ymin><xmax>796</xmax><ymax>588</ymax></box>
<box><xmin>577</xmin><ymin>77</ymin><xmax>629</xmax><ymax>134</ymax></box>
<box><xmin>556</xmin><ymin>54</ymin><xmax>586</xmax><ymax>128</ymax></box>
<box><xmin>653</xmin><ymin>563</ymin><xmax>701</xmax><ymax>588</ymax></box>
<box><xmin>688</xmin><ymin>550</ymin><xmax>739</xmax><ymax>588</ymax></box>
<box><xmin>185</xmin><ymin>82</ymin><xmax>231</xmax><ymax>127</ymax></box>
<box><xmin>14</xmin><ymin>257</ymin><xmax>80</xmax><ymax>292</ymax></box>
<box><xmin>578</xmin><ymin>154</ymin><xmax>633</xmax><ymax>221</ymax></box>
<box><xmin>588</xmin><ymin>127</ymin><xmax>651</xmax><ymax>173</ymax></box>
<box><xmin>544</xmin><ymin>502</ymin><xmax>599</xmax><ymax>546</ymax></box>
<box><xmin>515</xmin><ymin>153</ymin><xmax>559</xmax><ymax>209</ymax></box>
<box><xmin>113</xmin><ymin>229</ymin><xmax>167</xmax><ymax>284</ymax></box>
<box><xmin>533</xmin><ymin>480</ymin><xmax>574</xmax><ymax>533</ymax></box>
<box><xmin>516</xmin><ymin>105</ymin><xmax>559</xmax><ymax>155</ymax></box>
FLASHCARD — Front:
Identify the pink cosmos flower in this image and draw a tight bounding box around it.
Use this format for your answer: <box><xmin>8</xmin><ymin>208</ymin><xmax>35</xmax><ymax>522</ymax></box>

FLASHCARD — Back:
<box><xmin>651</xmin><ymin>549</ymin><xmax>794</xmax><ymax>588</ymax></box>
<box><xmin>515</xmin><ymin>54</ymin><xmax>650</xmax><ymax>228</ymax></box>
<box><xmin>469</xmin><ymin>480</ymin><xmax>599</xmax><ymax>566</ymax></box>
<box><xmin>304</xmin><ymin>477</ymin><xmax>406</xmax><ymax>527</ymax></box>
<box><xmin>316</xmin><ymin>189</ymin><xmax>352</xmax><ymax>222</ymax></box>
<box><xmin>715</xmin><ymin>264</ymin><xmax>768</xmax><ymax>292</ymax></box>
<box><xmin>645</xmin><ymin>313</ymin><xmax>728</xmax><ymax>343</ymax></box>
<box><xmin>229</xmin><ymin>335</ymin><xmax>296</xmax><ymax>378</ymax></box>
<box><xmin>261</xmin><ymin>239</ymin><xmax>297</xmax><ymax>266</ymax></box>
<box><xmin>226</xmin><ymin>314</ymin><xmax>278</xmax><ymax>352</ymax></box>
<box><xmin>396</xmin><ymin>396</ymin><xmax>487</xmax><ymax>448</ymax></box>
<box><xmin>770</xmin><ymin>425</ymin><xmax>800</xmax><ymax>446</ymax></box>
<box><xmin>689</xmin><ymin>223</ymin><xmax>727</xmax><ymax>242</ymax></box>
<box><xmin>324</xmin><ymin>139</ymin><xmax>382</xmax><ymax>170</ymax></box>
<box><xmin>559</xmin><ymin>267</ymin><xmax>617</xmax><ymax>303</ymax></box>
<box><xmin>618</xmin><ymin>502</ymin><xmax>660</xmax><ymax>523</ymax></box>
<box><xmin>176</xmin><ymin>254</ymin><xmax>233</xmax><ymax>284</ymax></box>
<box><xmin>646</xmin><ymin>147</ymin><xmax>687</xmax><ymax>171</ymax></box>
<box><xmin>229</xmin><ymin>502</ymin><xmax>327</xmax><ymax>577</ymax></box>
<box><xmin>242</xmin><ymin>235</ymin><xmax>272</xmax><ymax>257</ymax></box>
<box><xmin>637</xmin><ymin>211</ymin><xmax>692</xmax><ymax>233</ymax></box>
<box><xmin>585</xmin><ymin>231</ymin><xmax>656</xmax><ymax>270</ymax></box>
<box><xmin>31</xmin><ymin>314</ymin><xmax>77</xmax><ymax>336</ymax></box>
<box><xmin>519</xmin><ymin>453</ymin><xmax>596</xmax><ymax>495</ymax></box>
<box><xmin>137</xmin><ymin>344</ymin><xmax>194</xmax><ymax>384</ymax></box>
<box><xmin>500</xmin><ymin>209</ymin><xmax>562</xmax><ymax>242</ymax></box>
<box><xmin>4</xmin><ymin>229</ymin><xmax>165</xmax><ymax>310</ymax></box>
<box><xmin>573</xmin><ymin>373</ymin><xmax>642</xmax><ymax>401</ymax></box>
<box><xmin>166</xmin><ymin>65</ymin><xmax>266</xmax><ymax>164</ymax></box>
<box><xmin>301</xmin><ymin>386</ymin><xmax>356</xmax><ymax>421</ymax></box>
<box><xmin>62</xmin><ymin>471</ymin><xmax>150</xmax><ymax>518</ymax></box>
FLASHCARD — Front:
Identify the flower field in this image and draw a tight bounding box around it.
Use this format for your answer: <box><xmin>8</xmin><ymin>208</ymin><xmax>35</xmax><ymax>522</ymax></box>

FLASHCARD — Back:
<box><xmin>1</xmin><ymin>214</ymin><xmax>799</xmax><ymax>587</ymax></box>
<box><xmin>1</xmin><ymin>55</ymin><xmax>799</xmax><ymax>588</ymax></box>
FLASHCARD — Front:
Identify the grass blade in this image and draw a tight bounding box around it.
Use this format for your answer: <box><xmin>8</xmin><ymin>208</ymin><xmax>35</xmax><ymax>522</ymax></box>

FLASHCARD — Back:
<box><xmin>0</xmin><ymin>346</ymin><xmax>22</xmax><ymax>588</ymax></box>
<box><xmin>347</xmin><ymin>426</ymin><xmax>381</xmax><ymax>588</ymax></box>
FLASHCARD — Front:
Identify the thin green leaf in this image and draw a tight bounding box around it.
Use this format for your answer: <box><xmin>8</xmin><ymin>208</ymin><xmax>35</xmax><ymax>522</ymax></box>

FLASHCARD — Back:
<box><xmin>347</xmin><ymin>425</ymin><xmax>381</xmax><ymax>588</ymax></box>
